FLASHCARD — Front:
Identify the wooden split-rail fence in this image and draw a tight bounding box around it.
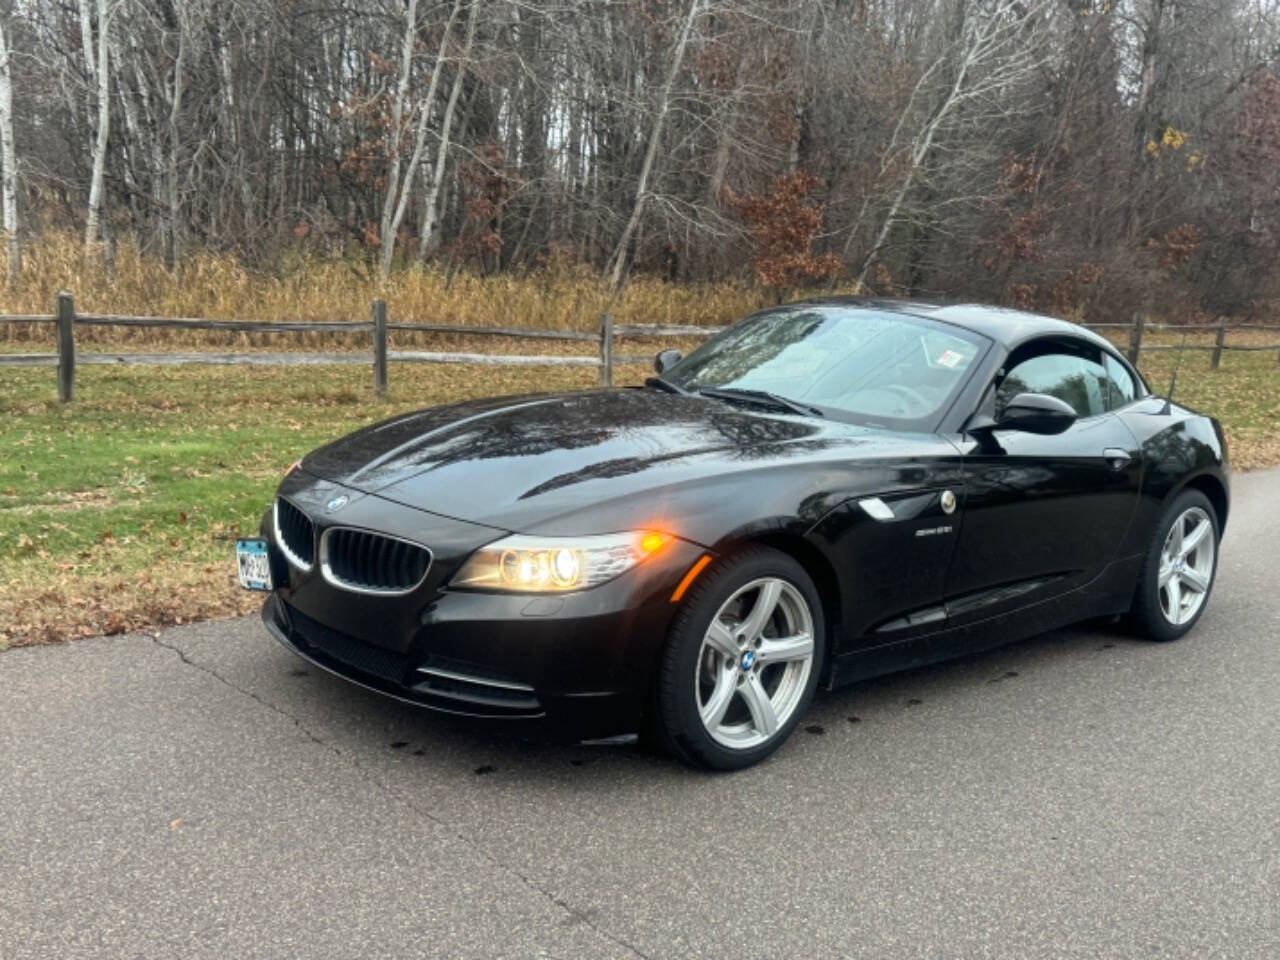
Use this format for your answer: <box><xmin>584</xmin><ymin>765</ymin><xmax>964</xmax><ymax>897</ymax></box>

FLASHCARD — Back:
<box><xmin>1</xmin><ymin>292</ymin><xmax>1278</xmax><ymax>403</ymax></box>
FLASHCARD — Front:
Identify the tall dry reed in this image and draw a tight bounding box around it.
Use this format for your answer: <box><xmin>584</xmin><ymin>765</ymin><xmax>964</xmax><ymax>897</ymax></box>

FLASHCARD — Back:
<box><xmin>0</xmin><ymin>233</ymin><xmax>867</xmax><ymax>349</ymax></box>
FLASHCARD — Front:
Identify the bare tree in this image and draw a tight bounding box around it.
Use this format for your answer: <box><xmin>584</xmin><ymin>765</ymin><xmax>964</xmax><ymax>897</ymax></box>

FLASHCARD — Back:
<box><xmin>164</xmin><ymin>0</ymin><xmax>188</xmax><ymax>268</ymax></box>
<box><xmin>845</xmin><ymin>0</ymin><xmax>1052</xmax><ymax>284</ymax></box>
<box><xmin>379</xmin><ymin>0</ymin><xmax>465</xmax><ymax>280</ymax></box>
<box><xmin>417</xmin><ymin>0</ymin><xmax>479</xmax><ymax>262</ymax></box>
<box><xmin>2</xmin><ymin>0</ymin><xmax>1277</xmax><ymax>318</ymax></box>
<box><xmin>605</xmin><ymin>0</ymin><xmax>704</xmax><ymax>292</ymax></box>
<box><xmin>0</xmin><ymin>14</ymin><xmax>18</xmax><ymax>282</ymax></box>
<box><xmin>82</xmin><ymin>0</ymin><xmax>113</xmax><ymax>252</ymax></box>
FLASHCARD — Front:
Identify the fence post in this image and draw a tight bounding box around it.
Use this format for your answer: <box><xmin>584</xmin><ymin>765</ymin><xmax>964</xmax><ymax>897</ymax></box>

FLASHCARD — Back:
<box><xmin>599</xmin><ymin>313</ymin><xmax>614</xmax><ymax>387</ymax></box>
<box><xmin>56</xmin><ymin>291</ymin><xmax>75</xmax><ymax>402</ymax></box>
<box><xmin>1126</xmin><ymin>312</ymin><xmax>1145</xmax><ymax>366</ymax></box>
<box><xmin>371</xmin><ymin>298</ymin><xmax>388</xmax><ymax>395</ymax></box>
<box><xmin>1210</xmin><ymin>315</ymin><xmax>1226</xmax><ymax>370</ymax></box>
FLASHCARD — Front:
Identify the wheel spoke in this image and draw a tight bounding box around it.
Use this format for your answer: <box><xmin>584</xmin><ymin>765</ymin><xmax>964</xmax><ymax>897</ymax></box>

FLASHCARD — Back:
<box><xmin>1181</xmin><ymin>565</ymin><xmax>1210</xmax><ymax>594</ymax></box>
<box><xmin>1165</xmin><ymin>517</ymin><xmax>1184</xmax><ymax>556</ymax></box>
<box><xmin>740</xmin><ymin>672</ymin><xmax>778</xmax><ymax>737</ymax></box>
<box><xmin>1158</xmin><ymin>561</ymin><xmax>1175</xmax><ymax>588</ymax></box>
<box><xmin>1180</xmin><ymin>519</ymin><xmax>1210</xmax><ymax>558</ymax></box>
<box><xmin>705</xmin><ymin>619</ymin><xmax>739</xmax><ymax>659</ymax></box>
<box><xmin>756</xmin><ymin>632</ymin><xmax>813</xmax><ymax>665</ymax></box>
<box><xmin>1165</xmin><ymin>575</ymin><xmax>1182</xmax><ymax>620</ymax></box>
<box><xmin>736</xmin><ymin>580</ymin><xmax>782</xmax><ymax>643</ymax></box>
<box><xmin>700</xmin><ymin>668</ymin><xmax>737</xmax><ymax>729</ymax></box>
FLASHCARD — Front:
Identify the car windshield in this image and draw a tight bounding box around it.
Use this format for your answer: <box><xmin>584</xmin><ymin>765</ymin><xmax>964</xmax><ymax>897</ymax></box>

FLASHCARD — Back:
<box><xmin>665</xmin><ymin>306</ymin><xmax>989</xmax><ymax>429</ymax></box>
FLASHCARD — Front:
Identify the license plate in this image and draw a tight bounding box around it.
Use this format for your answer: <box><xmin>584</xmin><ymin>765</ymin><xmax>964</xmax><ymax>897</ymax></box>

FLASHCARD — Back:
<box><xmin>236</xmin><ymin>538</ymin><xmax>273</xmax><ymax>591</ymax></box>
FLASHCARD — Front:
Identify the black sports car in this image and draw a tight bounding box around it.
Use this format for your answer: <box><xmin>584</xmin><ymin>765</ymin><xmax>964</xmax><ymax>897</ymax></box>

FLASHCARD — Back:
<box><xmin>239</xmin><ymin>298</ymin><xmax>1228</xmax><ymax>770</ymax></box>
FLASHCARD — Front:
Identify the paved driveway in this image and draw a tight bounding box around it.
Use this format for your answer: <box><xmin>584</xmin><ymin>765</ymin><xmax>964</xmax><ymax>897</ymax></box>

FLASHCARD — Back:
<box><xmin>3</xmin><ymin>469</ymin><xmax>1278</xmax><ymax>959</ymax></box>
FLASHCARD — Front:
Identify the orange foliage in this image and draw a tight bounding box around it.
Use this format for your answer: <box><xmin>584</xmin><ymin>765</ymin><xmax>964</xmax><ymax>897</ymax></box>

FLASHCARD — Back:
<box><xmin>451</xmin><ymin>143</ymin><xmax>515</xmax><ymax>269</ymax></box>
<box><xmin>1149</xmin><ymin>224</ymin><xmax>1202</xmax><ymax>271</ymax></box>
<box><xmin>983</xmin><ymin>153</ymin><xmax>1045</xmax><ymax>271</ymax></box>
<box><xmin>725</xmin><ymin>171</ymin><xmax>841</xmax><ymax>289</ymax></box>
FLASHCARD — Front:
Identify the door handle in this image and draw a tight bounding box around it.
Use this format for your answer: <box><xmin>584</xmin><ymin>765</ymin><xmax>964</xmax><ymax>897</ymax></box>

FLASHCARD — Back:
<box><xmin>1103</xmin><ymin>448</ymin><xmax>1131</xmax><ymax>470</ymax></box>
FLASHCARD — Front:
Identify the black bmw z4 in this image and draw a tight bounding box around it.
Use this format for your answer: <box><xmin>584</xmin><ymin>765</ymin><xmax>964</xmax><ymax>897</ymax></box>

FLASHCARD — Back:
<box><xmin>237</xmin><ymin>298</ymin><xmax>1228</xmax><ymax>770</ymax></box>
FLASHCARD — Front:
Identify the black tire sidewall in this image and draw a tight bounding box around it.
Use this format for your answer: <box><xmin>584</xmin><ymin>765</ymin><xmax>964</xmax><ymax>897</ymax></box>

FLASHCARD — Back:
<box><xmin>656</xmin><ymin>547</ymin><xmax>825</xmax><ymax>771</ymax></box>
<box><xmin>1132</xmin><ymin>489</ymin><xmax>1220</xmax><ymax>642</ymax></box>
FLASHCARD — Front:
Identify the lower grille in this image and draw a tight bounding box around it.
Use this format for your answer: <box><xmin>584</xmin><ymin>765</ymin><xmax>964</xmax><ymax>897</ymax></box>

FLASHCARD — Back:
<box><xmin>320</xmin><ymin>527</ymin><xmax>431</xmax><ymax>594</ymax></box>
<box><xmin>285</xmin><ymin>603</ymin><xmax>408</xmax><ymax>684</ymax></box>
<box><xmin>274</xmin><ymin>497</ymin><xmax>315</xmax><ymax>569</ymax></box>
<box><xmin>413</xmin><ymin>656</ymin><xmax>540</xmax><ymax>710</ymax></box>
<box><xmin>271</xmin><ymin>602</ymin><xmax>544</xmax><ymax>717</ymax></box>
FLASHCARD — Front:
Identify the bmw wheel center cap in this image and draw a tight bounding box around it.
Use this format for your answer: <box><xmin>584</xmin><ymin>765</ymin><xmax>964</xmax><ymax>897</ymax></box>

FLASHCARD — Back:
<box><xmin>741</xmin><ymin>650</ymin><xmax>756</xmax><ymax>671</ymax></box>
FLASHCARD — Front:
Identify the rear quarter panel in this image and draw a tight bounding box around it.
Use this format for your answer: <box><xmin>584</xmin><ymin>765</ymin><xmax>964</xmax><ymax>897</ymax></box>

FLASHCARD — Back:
<box><xmin>1116</xmin><ymin>397</ymin><xmax>1229</xmax><ymax>557</ymax></box>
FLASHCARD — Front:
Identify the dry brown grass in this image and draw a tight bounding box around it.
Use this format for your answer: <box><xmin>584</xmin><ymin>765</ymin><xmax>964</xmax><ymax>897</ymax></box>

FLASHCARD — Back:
<box><xmin>0</xmin><ymin>232</ymin><xmax>814</xmax><ymax>350</ymax></box>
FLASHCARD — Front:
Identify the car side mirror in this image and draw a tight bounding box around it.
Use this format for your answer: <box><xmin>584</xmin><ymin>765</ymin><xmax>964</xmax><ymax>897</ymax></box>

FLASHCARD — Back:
<box><xmin>654</xmin><ymin>349</ymin><xmax>682</xmax><ymax>374</ymax></box>
<box><xmin>990</xmin><ymin>392</ymin><xmax>1078</xmax><ymax>435</ymax></box>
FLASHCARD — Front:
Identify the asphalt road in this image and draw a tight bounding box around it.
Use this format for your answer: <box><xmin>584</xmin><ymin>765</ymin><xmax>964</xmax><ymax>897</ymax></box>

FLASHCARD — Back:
<box><xmin>3</xmin><ymin>469</ymin><xmax>1279</xmax><ymax>959</ymax></box>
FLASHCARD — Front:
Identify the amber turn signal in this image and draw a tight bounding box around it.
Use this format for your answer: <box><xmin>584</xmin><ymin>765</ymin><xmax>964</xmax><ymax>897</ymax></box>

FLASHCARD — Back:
<box><xmin>670</xmin><ymin>554</ymin><xmax>713</xmax><ymax>603</ymax></box>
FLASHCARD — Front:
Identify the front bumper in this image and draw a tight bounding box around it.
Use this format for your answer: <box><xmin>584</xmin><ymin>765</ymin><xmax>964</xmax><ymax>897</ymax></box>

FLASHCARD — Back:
<box><xmin>258</xmin><ymin>485</ymin><xmax>706</xmax><ymax>740</ymax></box>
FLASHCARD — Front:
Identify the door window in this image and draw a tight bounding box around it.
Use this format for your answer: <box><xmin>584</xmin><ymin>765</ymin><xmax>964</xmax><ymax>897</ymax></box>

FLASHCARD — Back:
<box><xmin>996</xmin><ymin>351</ymin><xmax>1109</xmax><ymax>419</ymax></box>
<box><xmin>1102</xmin><ymin>353</ymin><xmax>1139</xmax><ymax>409</ymax></box>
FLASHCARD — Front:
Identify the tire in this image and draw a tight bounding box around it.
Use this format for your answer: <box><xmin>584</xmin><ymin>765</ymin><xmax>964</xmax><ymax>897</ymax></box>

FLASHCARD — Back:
<box><xmin>1130</xmin><ymin>489</ymin><xmax>1220</xmax><ymax>642</ymax></box>
<box><xmin>654</xmin><ymin>546</ymin><xmax>825</xmax><ymax>771</ymax></box>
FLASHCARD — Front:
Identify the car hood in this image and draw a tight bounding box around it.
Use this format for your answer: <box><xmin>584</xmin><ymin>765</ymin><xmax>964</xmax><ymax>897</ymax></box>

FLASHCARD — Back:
<box><xmin>301</xmin><ymin>388</ymin><xmax>933</xmax><ymax>534</ymax></box>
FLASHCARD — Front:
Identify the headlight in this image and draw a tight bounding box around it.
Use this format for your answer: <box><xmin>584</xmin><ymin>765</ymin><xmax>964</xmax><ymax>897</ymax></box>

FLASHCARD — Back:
<box><xmin>450</xmin><ymin>531</ymin><xmax>672</xmax><ymax>593</ymax></box>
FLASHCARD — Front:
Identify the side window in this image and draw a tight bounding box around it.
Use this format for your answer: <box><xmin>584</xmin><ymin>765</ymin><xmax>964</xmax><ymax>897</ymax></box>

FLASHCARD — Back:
<box><xmin>997</xmin><ymin>352</ymin><xmax>1108</xmax><ymax>419</ymax></box>
<box><xmin>1102</xmin><ymin>353</ymin><xmax>1138</xmax><ymax>410</ymax></box>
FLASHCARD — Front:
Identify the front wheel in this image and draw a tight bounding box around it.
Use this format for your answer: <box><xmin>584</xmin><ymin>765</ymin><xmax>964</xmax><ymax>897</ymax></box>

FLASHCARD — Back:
<box><xmin>654</xmin><ymin>546</ymin><xmax>824</xmax><ymax>770</ymax></box>
<box><xmin>1130</xmin><ymin>489</ymin><xmax>1220</xmax><ymax>642</ymax></box>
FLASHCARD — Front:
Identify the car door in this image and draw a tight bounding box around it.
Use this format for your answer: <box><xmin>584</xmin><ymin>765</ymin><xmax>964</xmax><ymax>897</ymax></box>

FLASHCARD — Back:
<box><xmin>944</xmin><ymin>337</ymin><xmax>1142</xmax><ymax>626</ymax></box>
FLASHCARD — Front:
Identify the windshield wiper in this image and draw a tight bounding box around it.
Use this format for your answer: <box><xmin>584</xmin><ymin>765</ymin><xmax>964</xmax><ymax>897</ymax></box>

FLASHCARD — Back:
<box><xmin>695</xmin><ymin>387</ymin><xmax>825</xmax><ymax>418</ymax></box>
<box><xmin>643</xmin><ymin>376</ymin><xmax>686</xmax><ymax>395</ymax></box>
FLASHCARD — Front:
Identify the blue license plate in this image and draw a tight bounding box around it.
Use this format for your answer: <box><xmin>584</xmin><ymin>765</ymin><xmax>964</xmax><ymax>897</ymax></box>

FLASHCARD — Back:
<box><xmin>236</xmin><ymin>538</ymin><xmax>273</xmax><ymax>591</ymax></box>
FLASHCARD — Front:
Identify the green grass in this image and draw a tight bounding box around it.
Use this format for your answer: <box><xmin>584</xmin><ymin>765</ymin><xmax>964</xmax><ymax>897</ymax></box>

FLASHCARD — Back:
<box><xmin>1</xmin><ymin>339</ymin><xmax>1275</xmax><ymax>647</ymax></box>
<box><xmin>1125</xmin><ymin>332</ymin><xmax>1280</xmax><ymax>471</ymax></box>
<box><xmin>0</xmin><ymin>361</ymin><xmax>611</xmax><ymax>646</ymax></box>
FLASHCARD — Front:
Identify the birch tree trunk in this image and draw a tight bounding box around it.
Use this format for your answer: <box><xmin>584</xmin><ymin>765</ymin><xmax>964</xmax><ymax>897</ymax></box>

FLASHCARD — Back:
<box><xmin>166</xmin><ymin>4</ymin><xmax>187</xmax><ymax>269</ymax></box>
<box><xmin>852</xmin><ymin>0</ymin><xmax>1046</xmax><ymax>285</ymax></box>
<box><xmin>83</xmin><ymin>0</ymin><xmax>112</xmax><ymax>253</ymax></box>
<box><xmin>0</xmin><ymin>18</ymin><xmax>19</xmax><ymax>283</ymax></box>
<box><xmin>377</xmin><ymin>0</ymin><xmax>422</xmax><ymax>280</ymax></box>
<box><xmin>605</xmin><ymin>0</ymin><xmax>702</xmax><ymax>293</ymax></box>
<box><xmin>379</xmin><ymin>0</ymin><xmax>464</xmax><ymax>280</ymax></box>
<box><xmin>417</xmin><ymin>0</ymin><xmax>479</xmax><ymax>263</ymax></box>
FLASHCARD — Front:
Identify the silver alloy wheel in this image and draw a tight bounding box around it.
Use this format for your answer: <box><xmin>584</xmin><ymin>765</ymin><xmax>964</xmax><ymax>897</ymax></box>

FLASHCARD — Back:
<box><xmin>694</xmin><ymin>577</ymin><xmax>815</xmax><ymax>750</ymax></box>
<box><xmin>1158</xmin><ymin>505</ymin><xmax>1215</xmax><ymax>626</ymax></box>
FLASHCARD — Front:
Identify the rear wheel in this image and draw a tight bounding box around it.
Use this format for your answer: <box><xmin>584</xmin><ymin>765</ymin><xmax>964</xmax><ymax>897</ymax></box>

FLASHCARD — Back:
<box><xmin>655</xmin><ymin>547</ymin><xmax>824</xmax><ymax>770</ymax></box>
<box><xmin>1131</xmin><ymin>489</ymin><xmax>1219</xmax><ymax>642</ymax></box>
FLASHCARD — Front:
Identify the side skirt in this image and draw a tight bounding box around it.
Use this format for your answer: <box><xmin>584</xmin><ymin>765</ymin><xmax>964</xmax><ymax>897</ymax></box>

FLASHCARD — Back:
<box><xmin>826</xmin><ymin>553</ymin><xmax>1143</xmax><ymax>688</ymax></box>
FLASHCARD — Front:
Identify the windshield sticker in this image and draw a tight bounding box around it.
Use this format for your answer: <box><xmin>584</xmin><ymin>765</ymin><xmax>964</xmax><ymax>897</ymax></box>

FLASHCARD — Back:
<box><xmin>936</xmin><ymin>349</ymin><xmax>964</xmax><ymax>369</ymax></box>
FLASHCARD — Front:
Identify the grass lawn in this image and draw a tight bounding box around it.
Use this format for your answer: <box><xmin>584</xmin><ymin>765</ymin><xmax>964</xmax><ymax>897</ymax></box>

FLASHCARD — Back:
<box><xmin>0</xmin><ymin>360</ymin><xmax>609</xmax><ymax>646</ymax></box>
<box><xmin>1</xmin><ymin>337</ymin><xmax>1276</xmax><ymax>647</ymax></box>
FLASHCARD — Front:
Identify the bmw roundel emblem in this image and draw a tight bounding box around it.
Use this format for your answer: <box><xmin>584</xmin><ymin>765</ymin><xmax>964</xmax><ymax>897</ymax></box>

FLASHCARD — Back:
<box><xmin>326</xmin><ymin>494</ymin><xmax>350</xmax><ymax>513</ymax></box>
<box><xmin>740</xmin><ymin>650</ymin><xmax>756</xmax><ymax>671</ymax></box>
<box><xmin>940</xmin><ymin>489</ymin><xmax>957</xmax><ymax>515</ymax></box>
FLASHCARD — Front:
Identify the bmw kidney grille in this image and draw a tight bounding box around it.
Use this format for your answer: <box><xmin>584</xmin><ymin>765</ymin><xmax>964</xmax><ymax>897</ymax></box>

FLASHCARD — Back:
<box><xmin>274</xmin><ymin>497</ymin><xmax>316</xmax><ymax>569</ymax></box>
<box><xmin>320</xmin><ymin>527</ymin><xmax>432</xmax><ymax>594</ymax></box>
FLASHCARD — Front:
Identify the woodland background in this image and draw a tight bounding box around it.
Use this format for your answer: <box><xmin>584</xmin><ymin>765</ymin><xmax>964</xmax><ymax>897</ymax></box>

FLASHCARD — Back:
<box><xmin>0</xmin><ymin>0</ymin><xmax>1277</xmax><ymax>323</ymax></box>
